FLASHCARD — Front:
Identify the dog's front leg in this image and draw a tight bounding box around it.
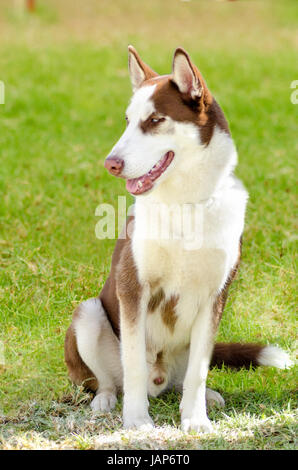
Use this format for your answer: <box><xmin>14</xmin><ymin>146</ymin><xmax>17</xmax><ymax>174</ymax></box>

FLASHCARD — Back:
<box><xmin>119</xmin><ymin>283</ymin><xmax>153</xmax><ymax>429</ymax></box>
<box><xmin>180</xmin><ymin>300</ymin><xmax>215</xmax><ymax>433</ymax></box>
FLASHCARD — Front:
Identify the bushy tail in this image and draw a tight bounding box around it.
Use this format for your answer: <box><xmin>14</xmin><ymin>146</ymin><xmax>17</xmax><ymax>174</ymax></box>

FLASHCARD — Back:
<box><xmin>211</xmin><ymin>343</ymin><xmax>292</xmax><ymax>370</ymax></box>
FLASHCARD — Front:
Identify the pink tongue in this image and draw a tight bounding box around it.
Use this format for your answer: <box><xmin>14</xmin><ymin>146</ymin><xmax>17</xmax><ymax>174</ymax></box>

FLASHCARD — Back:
<box><xmin>126</xmin><ymin>151</ymin><xmax>174</xmax><ymax>195</ymax></box>
<box><xmin>126</xmin><ymin>174</ymin><xmax>153</xmax><ymax>195</ymax></box>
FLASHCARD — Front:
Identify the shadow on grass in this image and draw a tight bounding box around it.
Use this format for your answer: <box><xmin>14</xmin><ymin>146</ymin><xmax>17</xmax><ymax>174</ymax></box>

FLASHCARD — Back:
<box><xmin>0</xmin><ymin>387</ymin><xmax>296</xmax><ymax>449</ymax></box>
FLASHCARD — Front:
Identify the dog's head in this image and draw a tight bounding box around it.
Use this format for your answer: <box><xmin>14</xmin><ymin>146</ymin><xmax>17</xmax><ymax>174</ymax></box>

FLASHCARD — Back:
<box><xmin>105</xmin><ymin>46</ymin><xmax>231</xmax><ymax>197</ymax></box>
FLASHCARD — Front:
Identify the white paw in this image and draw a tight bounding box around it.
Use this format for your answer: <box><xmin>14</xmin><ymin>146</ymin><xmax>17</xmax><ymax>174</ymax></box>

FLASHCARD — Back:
<box><xmin>181</xmin><ymin>416</ymin><xmax>213</xmax><ymax>434</ymax></box>
<box><xmin>123</xmin><ymin>411</ymin><xmax>154</xmax><ymax>430</ymax></box>
<box><xmin>206</xmin><ymin>388</ymin><xmax>225</xmax><ymax>408</ymax></box>
<box><xmin>90</xmin><ymin>391</ymin><xmax>117</xmax><ymax>413</ymax></box>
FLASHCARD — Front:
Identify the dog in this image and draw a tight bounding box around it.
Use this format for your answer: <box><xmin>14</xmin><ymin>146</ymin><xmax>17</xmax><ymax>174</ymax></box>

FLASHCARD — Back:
<box><xmin>65</xmin><ymin>46</ymin><xmax>292</xmax><ymax>433</ymax></box>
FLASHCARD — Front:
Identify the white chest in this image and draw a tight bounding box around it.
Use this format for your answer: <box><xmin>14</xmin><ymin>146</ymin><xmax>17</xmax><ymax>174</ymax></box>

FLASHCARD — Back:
<box><xmin>131</xmin><ymin>179</ymin><xmax>247</xmax><ymax>352</ymax></box>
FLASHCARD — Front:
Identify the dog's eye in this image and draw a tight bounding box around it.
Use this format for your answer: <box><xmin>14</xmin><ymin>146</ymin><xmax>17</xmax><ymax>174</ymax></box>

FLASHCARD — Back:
<box><xmin>125</xmin><ymin>116</ymin><xmax>129</xmax><ymax>125</ymax></box>
<box><xmin>151</xmin><ymin>117</ymin><xmax>165</xmax><ymax>124</ymax></box>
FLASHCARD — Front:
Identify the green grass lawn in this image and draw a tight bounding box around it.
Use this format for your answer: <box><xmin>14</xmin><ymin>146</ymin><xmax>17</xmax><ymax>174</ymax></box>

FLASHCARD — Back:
<box><xmin>0</xmin><ymin>0</ymin><xmax>297</xmax><ymax>450</ymax></box>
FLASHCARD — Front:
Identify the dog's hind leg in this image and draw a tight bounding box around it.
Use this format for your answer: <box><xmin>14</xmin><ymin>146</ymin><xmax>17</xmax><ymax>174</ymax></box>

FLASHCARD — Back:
<box><xmin>65</xmin><ymin>297</ymin><xmax>122</xmax><ymax>412</ymax></box>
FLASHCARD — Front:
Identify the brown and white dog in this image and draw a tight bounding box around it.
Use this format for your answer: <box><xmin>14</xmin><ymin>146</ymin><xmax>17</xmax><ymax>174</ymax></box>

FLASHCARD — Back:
<box><xmin>65</xmin><ymin>46</ymin><xmax>292</xmax><ymax>433</ymax></box>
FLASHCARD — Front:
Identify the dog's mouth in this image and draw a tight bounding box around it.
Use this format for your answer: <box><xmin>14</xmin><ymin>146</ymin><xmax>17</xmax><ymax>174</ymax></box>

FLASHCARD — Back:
<box><xmin>126</xmin><ymin>151</ymin><xmax>175</xmax><ymax>195</ymax></box>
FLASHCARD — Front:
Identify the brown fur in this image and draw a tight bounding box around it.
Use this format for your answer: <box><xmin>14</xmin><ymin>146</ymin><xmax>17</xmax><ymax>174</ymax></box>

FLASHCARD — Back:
<box><xmin>64</xmin><ymin>308</ymin><xmax>98</xmax><ymax>392</ymax></box>
<box><xmin>140</xmin><ymin>113</ymin><xmax>166</xmax><ymax>134</ymax></box>
<box><xmin>130</xmin><ymin>47</ymin><xmax>230</xmax><ymax>147</ymax></box>
<box><xmin>141</xmin><ymin>74</ymin><xmax>230</xmax><ymax>146</ymax></box>
<box><xmin>211</xmin><ymin>343</ymin><xmax>264</xmax><ymax>369</ymax></box>
<box><xmin>64</xmin><ymin>49</ymin><xmax>264</xmax><ymax>391</ymax></box>
<box><xmin>128</xmin><ymin>45</ymin><xmax>158</xmax><ymax>83</ymax></box>
<box><xmin>115</xmin><ymin>234</ymin><xmax>142</xmax><ymax>326</ymax></box>
<box><xmin>156</xmin><ymin>350</ymin><xmax>164</xmax><ymax>367</ymax></box>
<box><xmin>213</xmin><ymin>237</ymin><xmax>242</xmax><ymax>330</ymax></box>
<box><xmin>64</xmin><ymin>218</ymin><xmax>135</xmax><ymax>389</ymax></box>
<box><xmin>148</xmin><ymin>287</ymin><xmax>165</xmax><ymax>312</ymax></box>
<box><xmin>99</xmin><ymin>216</ymin><xmax>134</xmax><ymax>337</ymax></box>
<box><xmin>148</xmin><ymin>285</ymin><xmax>179</xmax><ymax>333</ymax></box>
<box><xmin>153</xmin><ymin>351</ymin><xmax>166</xmax><ymax>384</ymax></box>
<box><xmin>161</xmin><ymin>294</ymin><xmax>179</xmax><ymax>333</ymax></box>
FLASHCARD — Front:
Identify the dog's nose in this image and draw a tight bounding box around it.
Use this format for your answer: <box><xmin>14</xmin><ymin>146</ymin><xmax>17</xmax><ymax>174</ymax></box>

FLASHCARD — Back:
<box><xmin>104</xmin><ymin>156</ymin><xmax>124</xmax><ymax>176</ymax></box>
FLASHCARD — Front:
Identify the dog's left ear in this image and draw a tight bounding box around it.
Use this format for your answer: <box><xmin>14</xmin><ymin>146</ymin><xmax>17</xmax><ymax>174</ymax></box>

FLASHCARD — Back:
<box><xmin>128</xmin><ymin>45</ymin><xmax>158</xmax><ymax>92</ymax></box>
<box><xmin>172</xmin><ymin>48</ymin><xmax>203</xmax><ymax>99</ymax></box>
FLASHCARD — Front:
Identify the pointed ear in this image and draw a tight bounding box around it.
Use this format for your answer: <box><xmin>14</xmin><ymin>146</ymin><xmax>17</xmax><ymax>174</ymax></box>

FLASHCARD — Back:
<box><xmin>128</xmin><ymin>45</ymin><xmax>158</xmax><ymax>92</ymax></box>
<box><xmin>172</xmin><ymin>48</ymin><xmax>203</xmax><ymax>99</ymax></box>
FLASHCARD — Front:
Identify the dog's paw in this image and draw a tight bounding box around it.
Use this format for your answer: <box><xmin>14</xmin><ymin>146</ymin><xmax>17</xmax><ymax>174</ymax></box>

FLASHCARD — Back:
<box><xmin>181</xmin><ymin>416</ymin><xmax>213</xmax><ymax>434</ymax></box>
<box><xmin>123</xmin><ymin>411</ymin><xmax>154</xmax><ymax>430</ymax></box>
<box><xmin>91</xmin><ymin>391</ymin><xmax>117</xmax><ymax>413</ymax></box>
<box><xmin>206</xmin><ymin>388</ymin><xmax>225</xmax><ymax>408</ymax></box>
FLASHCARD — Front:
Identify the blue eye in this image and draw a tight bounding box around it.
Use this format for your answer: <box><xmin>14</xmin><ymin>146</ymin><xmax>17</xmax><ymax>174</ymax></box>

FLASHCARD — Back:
<box><xmin>151</xmin><ymin>117</ymin><xmax>165</xmax><ymax>124</ymax></box>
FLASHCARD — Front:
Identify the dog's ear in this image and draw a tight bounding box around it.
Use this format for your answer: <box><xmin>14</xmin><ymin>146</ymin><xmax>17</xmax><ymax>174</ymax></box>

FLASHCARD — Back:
<box><xmin>128</xmin><ymin>45</ymin><xmax>158</xmax><ymax>92</ymax></box>
<box><xmin>172</xmin><ymin>48</ymin><xmax>203</xmax><ymax>99</ymax></box>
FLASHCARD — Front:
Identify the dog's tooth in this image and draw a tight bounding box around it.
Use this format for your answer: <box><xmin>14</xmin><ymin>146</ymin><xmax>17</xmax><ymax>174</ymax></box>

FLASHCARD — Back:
<box><xmin>137</xmin><ymin>180</ymin><xmax>143</xmax><ymax>188</ymax></box>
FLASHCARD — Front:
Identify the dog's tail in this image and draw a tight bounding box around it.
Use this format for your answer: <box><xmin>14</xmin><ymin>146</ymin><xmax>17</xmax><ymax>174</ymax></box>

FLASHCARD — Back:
<box><xmin>210</xmin><ymin>343</ymin><xmax>292</xmax><ymax>369</ymax></box>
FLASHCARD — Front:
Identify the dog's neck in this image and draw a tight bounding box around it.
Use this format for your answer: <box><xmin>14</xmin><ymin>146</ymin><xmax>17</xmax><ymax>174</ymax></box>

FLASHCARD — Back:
<box><xmin>136</xmin><ymin>126</ymin><xmax>238</xmax><ymax>207</ymax></box>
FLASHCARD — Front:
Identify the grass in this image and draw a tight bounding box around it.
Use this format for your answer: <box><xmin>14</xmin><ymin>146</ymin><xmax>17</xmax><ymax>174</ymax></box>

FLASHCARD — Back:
<box><xmin>0</xmin><ymin>0</ymin><xmax>297</xmax><ymax>450</ymax></box>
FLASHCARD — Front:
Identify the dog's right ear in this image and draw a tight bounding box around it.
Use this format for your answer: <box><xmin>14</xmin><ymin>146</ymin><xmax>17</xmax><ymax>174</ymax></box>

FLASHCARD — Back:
<box><xmin>128</xmin><ymin>46</ymin><xmax>158</xmax><ymax>92</ymax></box>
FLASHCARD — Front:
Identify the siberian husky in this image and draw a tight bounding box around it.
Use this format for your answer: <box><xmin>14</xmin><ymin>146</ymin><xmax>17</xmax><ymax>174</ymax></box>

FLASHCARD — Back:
<box><xmin>65</xmin><ymin>47</ymin><xmax>291</xmax><ymax>432</ymax></box>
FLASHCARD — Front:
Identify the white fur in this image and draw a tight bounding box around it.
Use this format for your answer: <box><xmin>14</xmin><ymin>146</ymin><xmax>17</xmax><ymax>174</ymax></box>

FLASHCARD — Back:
<box><xmin>128</xmin><ymin>51</ymin><xmax>147</xmax><ymax>92</ymax></box>
<box><xmin>109</xmin><ymin>85</ymin><xmax>161</xmax><ymax>179</ymax></box>
<box><xmin>172</xmin><ymin>51</ymin><xmax>202</xmax><ymax>98</ymax></box>
<box><xmin>74</xmin><ymin>297</ymin><xmax>224</xmax><ymax>414</ymax></box>
<box><xmin>74</xmin><ymin>298</ymin><xmax>122</xmax><ymax>411</ymax></box>
<box><xmin>109</xmin><ymin>85</ymin><xmax>201</xmax><ymax>183</ymax></box>
<box><xmin>257</xmin><ymin>346</ymin><xmax>293</xmax><ymax>369</ymax></box>
<box><xmin>117</xmin><ymin>109</ymin><xmax>247</xmax><ymax>430</ymax></box>
<box><xmin>120</xmin><ymin>283</ymin><xmax>154</xmax><ymax>429</ymax></box>
<box><xmin>76</xmin><ymin>73</ymin><xmax>291</xmax><ymax>433</ymax></box>
<box><xmin>106</xmin><ymin>85</ymin><xmax>249</xmax><ymax>431</ymax></box>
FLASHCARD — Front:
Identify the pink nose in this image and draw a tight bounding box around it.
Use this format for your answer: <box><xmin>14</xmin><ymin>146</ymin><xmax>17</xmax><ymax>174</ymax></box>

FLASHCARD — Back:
<box><xmin>104</xmin><ymin>156</ymin><xmax>124</xmax><ymax>176</ymax></box>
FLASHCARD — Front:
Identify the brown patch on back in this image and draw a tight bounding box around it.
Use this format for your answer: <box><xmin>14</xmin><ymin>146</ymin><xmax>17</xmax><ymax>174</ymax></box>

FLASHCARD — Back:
<box><xmin>213</xmin><ymin>237</ymin><xmax>242</xmax><ymax>330</ymax></box>
<box><xmin>64</xmin><ymin>308</ymin><xmax>98</xmax><ymax>392</ymax></box>
<box><xmin>144</xmin><ymin>75</ymin><xmax>230</xmax><ymax>146</ymax></box>
<box><xmin>148</xmin><ymin>287</ymin><xmax>165</xmax><ymax>312</ymax></box>
<box><xmin>161</xmin><ymin>294</ymin><xmax>179</xmax><ymax>333</ymax></box>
